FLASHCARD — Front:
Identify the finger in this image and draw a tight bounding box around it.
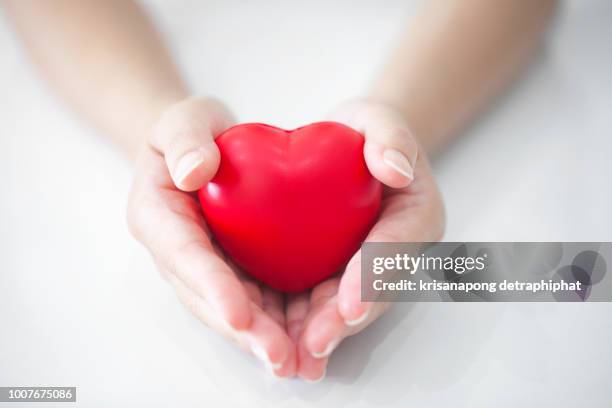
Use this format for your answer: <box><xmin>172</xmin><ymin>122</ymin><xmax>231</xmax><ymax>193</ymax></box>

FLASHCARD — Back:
<box><xmin>302</xmin><ymin>296</ymin><xmax>389</xmax><ymax>360</ymax></box>
<box><xmin>167</xmin><ymin>272</ymin><xmax>241</xmax><ymax>339</ymax></box>
<box><xmin>245</xmin><ymin>303</ymin><xmax>296</xmax><ymax>378</ymax></box>
<box><xmin>309</xmin><ymin>277</ymin><xmax>341</xmax><ymax>310</ymax></box>
<box><xmin>297</xmin><ymin>339</ymin><xmax>328</xmax><ymax>382</ymax></box>
<box><xmin>336</xmin><ymin>252</ymin><xmax>371</xmax><ymax>325</ymax></box>
<box><xmin>240</xmin><ymin>279</ymin><xmax>263</xmax><ymax>308</ymax></box>
<box><xmin>223</xmin><ymin>253</ymin><xmax>263</xmax><ymax>308</ymax></box>
<box><xmin>150</xmin><ymin>97</ymin><xmax>235</xmax><ymax>191</ymax></box>
<box><xmin>295</xmin><ymin>296</ymin><xmax>347</xmax><ymax>382</ymax></box>
<box><xmin>294</xmin><ymin>280</ymin><xmax>339</xmax><ymax>382</ymax></box>
<box><xmin>165</xmin><ymin>237</ymin><xmax>252</xmax><ymax>331</ymax></box>
<box><xmin>303</xmin><ymin>296</ymin><xmax>344</xmax><ymax>358</ymax></box>
<box><xmin>168</xmin><ymin>273</ymin><xmax>295</xmax><ymax>378</ymax></box>
<box><xmin>328</xmin><ymin>101</ymin><xmax>418</xmax><ymax>188</ymax></box>
<box><xmin>128</xmin><ymin>151</ymin><xmax>251</xmax><ymax>330</ymax></box>
<box><xmin>286</xmin><ymin>295</ymin><xmax>328</xmax><ymax>381</ymax></box>
<box><xmin>338</xmin><ymin>155</ymin><xmax>445</xmax><ymax>324</ymax></box>
<box><xmin>285</xmin><ymin>292</ymin><xmax>310</xmax><ymax>343</ymax></box>
<box><xmin>261</xmin><ymin>286</ymin><xmax>285</xmax><ymax>328</ymax></box>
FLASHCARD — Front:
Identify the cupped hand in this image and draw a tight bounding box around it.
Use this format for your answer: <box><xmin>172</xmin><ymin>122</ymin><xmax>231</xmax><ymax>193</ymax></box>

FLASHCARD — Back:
<box><xmin>289</xmin><ymin>100</ymin><xmax>446</xmax><ymax>381</ymax></box>
<box><xmin>127</xmin><ymin>97</ymin><xmax>296</xmax><ymax>377</ymax></box>
<box><xmin>127</xmin><ymin>97</ymin><xmax>444</xmax><ymax>381</ymax></box>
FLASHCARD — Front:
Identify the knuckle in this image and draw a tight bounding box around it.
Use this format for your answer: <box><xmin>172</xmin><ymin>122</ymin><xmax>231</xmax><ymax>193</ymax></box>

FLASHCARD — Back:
<box><xmin>151</xmin><ymin>97</ymin><xmax>232</xmax><ymax>156</ymax></box>
<box><xmin>154</xmin><ymin>105</ymin><xmax>209</xmax><ymax>151</ymax></box>
<box><xmin>393</xmin><ymin>126</ymin><xmax>414</xmax><ymax>143</ymax></box>
<box><xmin>388</xmin><ymin>127</ymin><xmax>417</xmax><ymax>153</ymax></box>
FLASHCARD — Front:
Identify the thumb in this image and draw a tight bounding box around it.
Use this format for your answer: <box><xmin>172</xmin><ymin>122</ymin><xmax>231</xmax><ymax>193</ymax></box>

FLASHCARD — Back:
<box><xmin>150</xmin><ymin>97</ymin><xmax>235</xmax><ymax>191</ymax></box>
<box><xmin>329</xmin><ymin>101</ymin><xmax>418</xmax><ymax>189</ymax></box>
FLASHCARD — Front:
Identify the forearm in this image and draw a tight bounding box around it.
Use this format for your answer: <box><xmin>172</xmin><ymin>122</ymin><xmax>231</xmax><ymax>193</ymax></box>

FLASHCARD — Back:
<box><xmin>3</xmin><ymin>0</ymin><xmax>188</xmax><ymax>159</ymax></box>
<box><xmin>370</xmin><ymin>0</ymin><xmax>559</xmax><ymax>154</ymax></box>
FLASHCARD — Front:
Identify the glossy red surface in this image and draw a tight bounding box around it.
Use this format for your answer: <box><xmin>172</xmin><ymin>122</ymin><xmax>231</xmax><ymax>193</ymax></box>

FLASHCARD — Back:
<box><xmin>199</xmin><ymin>122</ymin><xmax>382</xmax><ymax>292</ymax></box>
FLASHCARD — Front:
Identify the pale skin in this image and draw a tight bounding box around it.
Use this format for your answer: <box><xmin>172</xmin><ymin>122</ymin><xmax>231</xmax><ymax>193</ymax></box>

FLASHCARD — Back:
<box><xmin>3</xmin><ymin>0</ymin><xmax>558</xmax><ymax>381</ymax></box>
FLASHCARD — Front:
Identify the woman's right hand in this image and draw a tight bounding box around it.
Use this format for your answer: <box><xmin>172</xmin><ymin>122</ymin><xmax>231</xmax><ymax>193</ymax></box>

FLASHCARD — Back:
<box><xmin>127</xmin><ymin>97</ymin><xmax>296</xmax><ymax>377</ymax></box>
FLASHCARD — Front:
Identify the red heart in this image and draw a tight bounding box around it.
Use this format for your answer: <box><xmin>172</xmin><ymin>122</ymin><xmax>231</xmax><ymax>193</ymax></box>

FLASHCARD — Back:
<box><xmin>199</xmin><ymin>122</ymin><xmax>382</xmax><ymax>292</ymax></box>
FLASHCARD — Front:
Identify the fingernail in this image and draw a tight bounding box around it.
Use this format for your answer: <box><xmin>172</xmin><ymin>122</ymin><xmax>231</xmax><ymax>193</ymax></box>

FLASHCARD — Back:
<box><xmin>174</xmin><ymin>149</ymin><xmax>205</xmax><ymax>186</ymax></box>
<box><xmin>305</xmin><ymin>368</ymin><xmax>327</xmax><ymax>383</ymax></box>
<box><xmin>251</xmin><ymin>343</ymin><xmax>282</xmax><ymax>372</ymax></box>
<box><xmin>310</xmin><ymin>338</ymin><xmax>340</xmax><ymax>359</ymax></box>
<box><xmin>383</xmin><ymin>149</ymin><xmax>414</xmax><ymax>180</ymax></box>
<box><xmin>344</xmin><ymin>308</ymin><xmax>370</xmax><ymax>327</ymax></box>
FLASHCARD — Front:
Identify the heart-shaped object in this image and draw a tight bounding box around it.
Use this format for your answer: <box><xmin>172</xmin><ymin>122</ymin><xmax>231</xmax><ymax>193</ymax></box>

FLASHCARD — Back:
<box><xmin>199</xmin><ymin>122</ymin><xmax>382</xmax><ymax>292</ymax></box>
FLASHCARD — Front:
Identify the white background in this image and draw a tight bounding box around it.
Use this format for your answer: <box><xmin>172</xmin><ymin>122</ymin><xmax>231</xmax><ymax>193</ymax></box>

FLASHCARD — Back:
<box><xmin>1</xmin><ymin>1</ymin><xmax>611</xmax><ymax>407</ymax></box>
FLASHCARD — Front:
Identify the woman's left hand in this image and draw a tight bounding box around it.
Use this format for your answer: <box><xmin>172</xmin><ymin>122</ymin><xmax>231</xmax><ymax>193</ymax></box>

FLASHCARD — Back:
<box><xmin>286</xmin><ymin>100</ymin><xmax>446</xmax><ymax>381</ymax></box>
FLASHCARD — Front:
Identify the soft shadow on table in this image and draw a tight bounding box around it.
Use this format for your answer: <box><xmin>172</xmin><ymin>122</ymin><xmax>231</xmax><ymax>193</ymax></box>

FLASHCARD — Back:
<box><xmin>294</xmin><ymin>302</ymin><xmax>504</xmax><ymax>406</ymax></box>
<box><xmin>159</xmin><ymin>286</ymin><xmax>504</xmax><ymax>406</ymax></box>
